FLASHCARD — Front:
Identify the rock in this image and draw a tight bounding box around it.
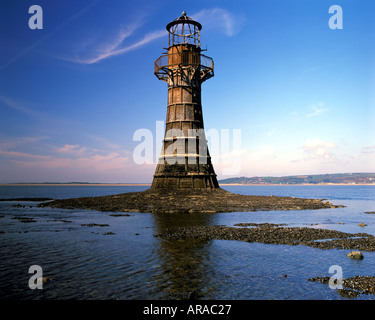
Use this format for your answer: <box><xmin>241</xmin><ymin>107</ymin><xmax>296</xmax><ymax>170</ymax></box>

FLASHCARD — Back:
<box><xmin>308</xmin><ymin>276</ymin><xmax>330</xmax><ymax>284</ymax></box>
<box><xmin>346</xmin><ymin>251</ymin><xmax>364</xmax><ymax>260</ymax></box>
<box><xmin>11</xmin><ymin>217</ymin><xmax>37</xmax><ymax>223</ymax></box>
<box><xmin>81</xmin><ymin>223</ymin><xmax>109</xmax><ymax>227</ymax></box>
<box><xmin>39</xmin><ymin>188</ymin><xmax>343</xmax><ymax>214</ymax></box>
<box><xmin>309</xmin><ymin>275</ymin><xmax>375</xmax><ymax>298</ymax></box>
<box><xmin>155</xmin><ymin>225</ymin><xmax>375</xmax><ymax>251</ymax></box>
<box><xmin>41</xmin><ymin>277</ymin><xmax>52</xmax><ymax>283</ymax></box>
<box><xmin>338</xmin><ymin>288</ymin><xmax>359</xmax><ymax>298</ymax></box>
<box><xmin>358</xmin><ymin>223</ymin><xmax>367</xmax><ymax>227</ymax></box>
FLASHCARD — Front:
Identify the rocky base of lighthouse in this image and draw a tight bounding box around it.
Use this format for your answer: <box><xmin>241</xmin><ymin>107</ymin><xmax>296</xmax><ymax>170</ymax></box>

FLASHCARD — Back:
<box><xmin>39</xmin><ymin>188</ymin><xmax>343</xmax><ymax>213</ymax></box>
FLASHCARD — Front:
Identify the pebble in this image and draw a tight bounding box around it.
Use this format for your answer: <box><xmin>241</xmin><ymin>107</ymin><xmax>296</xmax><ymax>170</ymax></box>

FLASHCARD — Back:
<box><xmin>346</xmin><ymin>251</ymin><xmax>364</xmax><ymax>260</ymax></box>
<box><xmin>358</xmin><ymin>223</ymin><xmax>367</xmax><ymax>227</ymax></box>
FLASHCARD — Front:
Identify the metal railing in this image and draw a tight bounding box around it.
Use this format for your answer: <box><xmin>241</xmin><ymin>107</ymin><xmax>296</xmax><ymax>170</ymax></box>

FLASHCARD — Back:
<box><xmin>154</xmin><ymin>53</ymin><xmax>214</xmax><ymax>75</ymax></box>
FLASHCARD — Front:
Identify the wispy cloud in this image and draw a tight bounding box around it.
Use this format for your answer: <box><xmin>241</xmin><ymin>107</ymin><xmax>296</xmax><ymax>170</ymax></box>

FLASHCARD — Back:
<box><xmin>0</xmin><ymin>135</ymin><xmax>48</xmax><ymax>150</ymax></box>
<box><xmin>192</xmin><ymin>8</ymin><xmax>245</xmax><ymax>37</ymax></box>
<box><xmin>11</xmin><ymin>152</ymin><xmax>130</xmax><ymax>170</ymax></box>
<box><xmin>0</xmin><ymin>141</ymin><xmax>132</xmax><ymax>180</ymax></box>
<box><xmin>0</xmin><ymin>149</ymin><xmax>51</xmax><ymax>160</ymax></box>
<box><xmin>65</xmin><ymin>7</ymin><xmax>242</xmax><ymax>65</ymax></box>
<box><xmin>67</xmin><ymin>25</ymin><xmax>166</xmax><ymax>65</ymax></box>
<box><xmin>0</xmin><ymin>94</ymin><xmax>43</xmax><ymax>118</ymax></box>
<box><xmin>88</xmin><ymin>135</ymin><xmax>122</xmax><ymax>150</ymax></box>
<box><xmin>292</xmin><ymin>102</ymin><xmax>328</xmax><ymax>121</ymax></box>
<box><xmin>56</xmin><ymin>144</ymin><xmax>93</xmax><ymax>157</ymax></box>
<box><xmin>305</xmin><ymin>102</ymin><xmax>328</xmax><ymax>118</ymax></box>
<box><xmin>91</xmin><ymin>29</ymin><xmax>167</xmax><ymax>63</ymax></box>
<box><xmin>0</xmin><ymin>1</ymin><xmax>101</xmax><ymax>71</ymax></box>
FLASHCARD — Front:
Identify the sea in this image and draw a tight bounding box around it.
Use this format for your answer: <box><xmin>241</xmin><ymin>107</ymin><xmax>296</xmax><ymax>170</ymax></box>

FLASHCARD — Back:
<box><xmin>0</xmin><ymin>184</ymin><xmax>375</xmax><ymax>300</ymax></box>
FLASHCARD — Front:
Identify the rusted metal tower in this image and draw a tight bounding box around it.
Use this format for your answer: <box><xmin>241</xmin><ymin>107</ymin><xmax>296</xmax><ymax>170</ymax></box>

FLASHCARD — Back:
<box><xmin>151</xmin><ymin>11</ymin><xmax>219</xmax><ymax>189</ymax></box>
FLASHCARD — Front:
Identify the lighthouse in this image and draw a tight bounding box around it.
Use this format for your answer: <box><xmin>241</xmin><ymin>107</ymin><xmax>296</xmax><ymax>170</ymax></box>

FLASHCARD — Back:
<box><xmin>152</xmin><ymin>12</ymin><xmax>219</xmax><ymax>189</ymax></box>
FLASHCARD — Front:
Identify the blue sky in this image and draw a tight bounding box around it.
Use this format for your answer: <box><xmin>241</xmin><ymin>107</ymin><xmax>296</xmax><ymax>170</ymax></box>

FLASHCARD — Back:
<box><xmin>0</xmin><ymin>0</ymin><xmax>374</xmax><ymax>183</ymax></box>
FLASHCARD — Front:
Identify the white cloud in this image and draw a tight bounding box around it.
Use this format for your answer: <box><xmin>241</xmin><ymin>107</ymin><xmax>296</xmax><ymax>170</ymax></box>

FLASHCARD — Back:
<box><xmin>0</xmin><ymin>136</ymin><xmax>138</xmax><ymax>182</ymax></box>
<box><xmin>56</xmin><ymin>144</ymin><xmax>92</xmax><ymax>157</ymax></box>
<box><xmin>212</xmin><ymin>148</ymin><xmax>248</xmax><ymax>176</ymax></box>
<box><xmin>362</xmin><ymin>145</ymin><xmax>375</xmax><ymax>154</ymax></box>
<box><xmin>303</xmin><ymin>138</ymin><xmax>337</xmax><ymax>160</ymax></box>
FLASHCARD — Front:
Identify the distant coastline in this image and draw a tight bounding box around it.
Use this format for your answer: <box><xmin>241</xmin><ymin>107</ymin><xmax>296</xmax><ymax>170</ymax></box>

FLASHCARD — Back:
<box><xmin>1</xmin><ymin>182</ymin><xmax>374</xmax><ymax>187</ymax></box>
<box><xmin>219</xmin><ymin>183</ymin><xmax>375</xmax><ymax>186</ymax></box>
<box><xmin>1</xmin><ymin>173</ymin><xmax>375</xmax><ymax>186</ymax></box>
<box><xmin>219</xmin><ymin>173</ymin><xmax>375</xmax><ymax>186</ymax></box>
<box><xmin>0</xmin><ymin>183</ymin><xmax>152</xmax><ymax>186</ymax></box>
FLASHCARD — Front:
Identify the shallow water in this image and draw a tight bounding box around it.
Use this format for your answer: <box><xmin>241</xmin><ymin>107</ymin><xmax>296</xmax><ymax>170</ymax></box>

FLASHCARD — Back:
<box><xmin>0</xmin><ymin>185</ymin><xmax>375</xmax><ymax>300</ymax></box>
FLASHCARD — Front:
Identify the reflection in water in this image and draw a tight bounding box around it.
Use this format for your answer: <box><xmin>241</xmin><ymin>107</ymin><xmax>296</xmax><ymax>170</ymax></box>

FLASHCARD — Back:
<box><xmin>152</xmin><ymin>213</ymin><xmax>216</xmax><ymax>299</ymax></box>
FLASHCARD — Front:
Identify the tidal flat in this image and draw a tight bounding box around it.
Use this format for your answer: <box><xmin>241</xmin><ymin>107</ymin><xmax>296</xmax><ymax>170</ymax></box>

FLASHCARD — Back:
<box><xmin>1</xmin><ymin>184</ymin><xmax>375</xmax><ymax>300</ymax></box>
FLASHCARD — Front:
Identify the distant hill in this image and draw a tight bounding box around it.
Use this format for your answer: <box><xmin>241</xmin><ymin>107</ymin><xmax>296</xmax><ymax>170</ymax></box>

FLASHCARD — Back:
<box><xmin>219</xmin><ymin>173</ymin><xmax>375</xmax><ymax>185</ymax></box>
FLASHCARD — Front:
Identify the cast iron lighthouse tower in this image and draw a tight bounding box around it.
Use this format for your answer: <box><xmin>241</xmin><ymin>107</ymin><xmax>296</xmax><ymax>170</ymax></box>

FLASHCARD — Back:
<box><xmin>151</xmin><ymin>12</ymin><xmax>219</xmax><ymax>189</ymax></box>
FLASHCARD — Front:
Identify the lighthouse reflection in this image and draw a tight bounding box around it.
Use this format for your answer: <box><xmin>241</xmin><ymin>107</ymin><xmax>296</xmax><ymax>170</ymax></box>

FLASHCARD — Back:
<box><xmin>152</xmin><ymin>213</ymin><xmax>216</xmax><ymax>299</ymax></box>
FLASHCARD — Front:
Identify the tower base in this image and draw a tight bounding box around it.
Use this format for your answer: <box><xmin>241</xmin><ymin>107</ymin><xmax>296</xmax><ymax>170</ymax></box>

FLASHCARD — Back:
<box><xmin>151</xmin><ymin>174</ymin><xmax>219</xmax><ymax>189</ymax></box>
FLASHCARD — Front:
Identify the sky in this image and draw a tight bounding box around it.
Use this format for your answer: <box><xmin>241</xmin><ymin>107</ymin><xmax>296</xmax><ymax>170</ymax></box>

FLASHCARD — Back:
<box><xmin>0</xmin><ymin>0</ymin><xmax>374</xmax><ymax>183</ymax></box>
